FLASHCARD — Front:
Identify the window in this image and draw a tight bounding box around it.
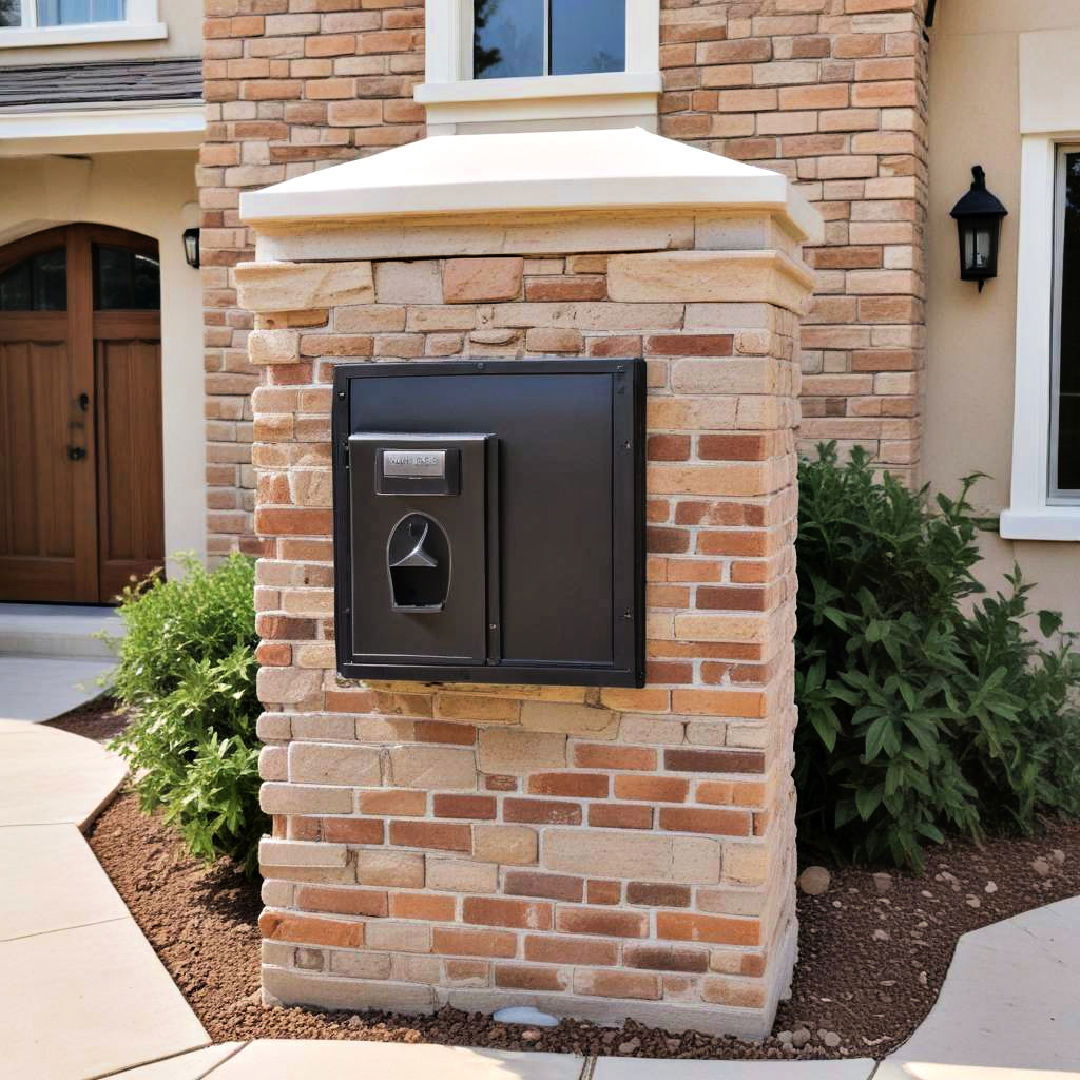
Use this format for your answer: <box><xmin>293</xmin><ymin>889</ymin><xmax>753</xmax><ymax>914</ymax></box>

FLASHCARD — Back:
<box><xmin>0</xmin><ymin>0</ymin><xmax>163</xmax><ymax>46</ymax></box>
<box><xmin>93</xmin><ymin>245</ymin><xmax>159</xmax><ymax>311</ymax></box>
<box><xmin>474</xmin><ymin>0</ymin><xmax>626</xmax><ymax>80</ymax></box>
<box><xmin>416</xmin><ymin>0</ymin><xmax>660</xmax><ymax>135</ymax></box>
<box><xmin>0</xmin><ymin>248</ymin><xmax>66</xmax><ymax>311</ymax></box>
<box><xmin>1052</xmin><ymin>146</ymin><xmax>1080</xmax><ymax>500</ymax></box>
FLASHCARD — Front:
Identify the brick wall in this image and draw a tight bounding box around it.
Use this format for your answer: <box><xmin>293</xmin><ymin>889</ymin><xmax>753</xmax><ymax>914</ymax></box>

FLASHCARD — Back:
<box><xmin>240</xmin><ymin>208</ymin><xmax>814</xmax><ymax>1034</ymax></box>
<box><xmin>200</xmin><ymin>0</ymin><xmax>930</xmax><ymax>559</ymax></box>
<box><xmin>658</xmin><ymin>0</ymin><xmax>929</xmax><ymax>480</ymax></box>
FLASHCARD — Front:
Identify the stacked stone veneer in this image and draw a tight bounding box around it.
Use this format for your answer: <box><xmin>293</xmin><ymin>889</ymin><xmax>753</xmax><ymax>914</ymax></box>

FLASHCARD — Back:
<box><xmin>243</xmin><ymin>208</ymin><xmax>814</xmax><ymax>1037</ymax></box>
<box><xmin>200</xmin><ymin>0</ymin><xmax>930</xmax><ymax>562</ymax></box>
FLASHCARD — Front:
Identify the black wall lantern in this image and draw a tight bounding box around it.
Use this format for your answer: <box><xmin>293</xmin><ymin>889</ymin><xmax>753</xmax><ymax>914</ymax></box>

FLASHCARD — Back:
<box><xmin>950</xmin><ymin>166</ymin><xmax>1007</xmax><ymax>291</ymax></box>
<box><xmin>182</xmin><ymin>227</ymin><xmax>200</xmax><ymax>269</ymax></box>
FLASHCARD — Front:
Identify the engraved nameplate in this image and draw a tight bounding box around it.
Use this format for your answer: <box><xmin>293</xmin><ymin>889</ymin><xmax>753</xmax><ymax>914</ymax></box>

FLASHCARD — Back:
<box><xmin>382</xmin><ymin>449</ymin><xmax>447</xmax><ymax>478</ymax></box>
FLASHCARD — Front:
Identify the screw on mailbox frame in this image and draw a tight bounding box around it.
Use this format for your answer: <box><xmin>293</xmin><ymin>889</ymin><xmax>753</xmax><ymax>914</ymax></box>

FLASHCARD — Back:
<box><xmin>622</xmin><ymin>609</ymin><xmax>633</xmax><ymax>621</ymax></box>
<box><xmin>488</xmin><ymin>623</ymin><xmax>498</xmax><ymax>631</ymax></box>
<box><xmin>337</xmin><ymin>390</ymin><xmax>346</xmax><ymax>400</ymax></box>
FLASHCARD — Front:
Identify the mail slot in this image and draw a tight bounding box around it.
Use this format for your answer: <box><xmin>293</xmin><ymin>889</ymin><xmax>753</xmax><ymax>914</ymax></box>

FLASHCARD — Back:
<box><xmin>331</xmin><ymin>358</ymin><xmax>645</xmax><ymax>687</ymax></box>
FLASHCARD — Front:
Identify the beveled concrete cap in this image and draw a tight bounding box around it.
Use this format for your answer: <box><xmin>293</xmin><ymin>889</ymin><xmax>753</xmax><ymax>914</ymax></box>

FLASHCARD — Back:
<box><xmin>240</xmin><ymin>127</ymin><xmax>823</xmax><ymax>244</ymax></box>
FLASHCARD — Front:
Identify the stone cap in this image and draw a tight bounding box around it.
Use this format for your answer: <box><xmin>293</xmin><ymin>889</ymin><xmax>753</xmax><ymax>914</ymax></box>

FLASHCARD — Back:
<box><xmin>239</xmin><ymin>127</ymin><xmax>823</xmax><ymax>245</ymax></box>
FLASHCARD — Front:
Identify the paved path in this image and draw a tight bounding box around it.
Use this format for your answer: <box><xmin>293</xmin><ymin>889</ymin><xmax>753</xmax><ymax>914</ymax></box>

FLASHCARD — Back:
<box><xmin>0</xmin><ymin>603</ymin><xmax>121</xmax><ymax>721</ymax></box>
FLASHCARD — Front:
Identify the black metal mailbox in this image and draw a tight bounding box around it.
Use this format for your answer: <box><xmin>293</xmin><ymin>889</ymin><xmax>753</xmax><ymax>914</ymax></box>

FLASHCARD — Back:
<box><xmin>331</xmin><ymin>359</ymin><xmax>645</xmax><ymax>687</ymax></box>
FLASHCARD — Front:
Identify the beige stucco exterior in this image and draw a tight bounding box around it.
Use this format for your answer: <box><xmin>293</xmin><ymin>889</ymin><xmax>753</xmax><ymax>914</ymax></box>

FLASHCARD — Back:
<box><xmin>0</xmin><ymin>150</ymin><xmax>206</xmax><ymax>571</ymax></box>
<box><xmin>926</xmin><ymin>0</ymin><xmax>1080</xmax><ymax>629</ymax></box>
<box><xmin>0</xmin><ymin>0</ymin><xmax>200</xmax><ymax>65</ymax></box>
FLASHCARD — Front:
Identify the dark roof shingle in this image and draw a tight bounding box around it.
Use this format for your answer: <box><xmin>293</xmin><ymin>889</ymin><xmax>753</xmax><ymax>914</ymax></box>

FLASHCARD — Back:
<box><xmin>0</xmin><ymin>57</ymin><xmax>202</xmax><ymax>110</ymax></box>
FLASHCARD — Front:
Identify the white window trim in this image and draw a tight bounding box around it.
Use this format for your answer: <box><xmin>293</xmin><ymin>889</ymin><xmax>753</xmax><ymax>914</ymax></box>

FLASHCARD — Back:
<box><xmin>0</xmin><ymin>103</ymin><xmax>204</xmax><ymax>155</ymax></box>
<box><xmin>0</xmin><ymin>0</ymin><xmax>166</xmax><ymax>49</ymax></box>
<box><xmin>1001</xmin><ymin>29</ymin><xmax>1080</xmax><ymax>541</ymax></box>
<box><xmin>415</xmin><ymin>0</ymin><xmax>660</xmax><ymax>134</ymax></box>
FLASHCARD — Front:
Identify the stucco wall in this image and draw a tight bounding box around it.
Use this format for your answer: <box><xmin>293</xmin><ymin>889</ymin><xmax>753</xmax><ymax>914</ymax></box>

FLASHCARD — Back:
<box><xmin>0</xmin><ymin>0</ymin><xmax>201</xmax><ymax>66</ymax></box>
<box><xmin>925</xmin><ymin>0</ymin><xmax>1080</xmax><ymax>629</ymax></box>
<box><xmin>0</xmin><ymin>150</ymin><xmax>206</xmax><ymax>571</ymax></box>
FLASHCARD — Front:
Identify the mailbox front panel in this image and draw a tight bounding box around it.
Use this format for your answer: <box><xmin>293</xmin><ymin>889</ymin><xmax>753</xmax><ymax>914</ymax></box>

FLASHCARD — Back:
<box><xmin>332</xmin><ymin>359</ymin><xmax>645</xmax><ymax>687</ymax></box>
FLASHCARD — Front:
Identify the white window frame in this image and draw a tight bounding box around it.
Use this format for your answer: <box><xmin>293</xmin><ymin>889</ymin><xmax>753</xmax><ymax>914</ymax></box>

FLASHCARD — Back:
<box><xmin>0</xmin><ymin>0</ymin><xmax>166</xmax><ymax>49</ymax></box>
<box><xmin>1001</xmin><ymin>29</ymin><xmax>1080</xmax><ymax>541</ymax></box>
<box><xmin>415</xmin><ymin>0</ymin><xmax>660</xmax><ymax>135</ymax></box>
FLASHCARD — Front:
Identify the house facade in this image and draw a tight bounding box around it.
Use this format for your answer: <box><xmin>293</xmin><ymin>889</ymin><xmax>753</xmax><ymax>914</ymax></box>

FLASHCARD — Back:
<box><xmin>3</xmin><ymin>0</ymin><xmax>1080</xmax><ymax>1041</ymax></box>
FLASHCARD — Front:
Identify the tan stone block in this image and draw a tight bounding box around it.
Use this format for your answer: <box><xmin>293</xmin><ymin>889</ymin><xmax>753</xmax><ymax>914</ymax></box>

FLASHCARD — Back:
<box><xmin>257</xmin><ymin>667</ymin><xmax>322</xmax><ymax>705</ymax></box>
<box><xmin>519</xmin><ymin>701</ymin><xmax>619</xmax><ymax>738</ymax></box>
<box><xmin>288</xmin><ymin>742</ymin><xmax>382</xmax><ymax>786</ymax></box>
<box><xmin>619</xmin><ymin>715</ymin><xmax>686</xmax><ymax>746</ymax></box>
<box><xmin>357</xmin><ymin>850</ymin><xmax>425</xmax><ymax>888</ymax></box>
<box><xmin>259</xmin><ymin>745</ymin><xmax>287</xmax><ymax>781</ymax></box>
<box><xmin>389</xmin><ymin>746</ymin><xmax>477</xmax><ymax>791</ymax></box>
<box><xmin>477</xmin><ymin>729</ymin><xmax>567</xmax><ymax>774</ymax></box>
<box><xmin>444</xmin><ymin>257</ymin><xmax>524</xmax><ymax>303</ymax></box>
<box><xmin>259</xmin><ymin>839</ymin><xmax>348</xmax><ymax>869</ymax></box>
<box><xmin>723</xmin><ymin>842</ymin><xmax>770</xmax><ymax>886</ymax></box>
<box><xmin>473</xmin><ymin>825</ymin><xmax>538</xmax><ymax>866</ymax></box>
<box><xmin>248</xmin><ymin>329</ymin><xmax>300</xmax><ymax>364</ymax></box>
<box><xmin>674</xmin><ymin>613</ymin><xmax>771</xmax><ymax>643</ymax></box>
<box><xmin>263</xmin><ymin>969</ymin><xmax>434</xmax><ymax>1014</ymax></box>
<box><xmin>328</xmin><ymin>949</ymin><xmax>393</xmax><ymax>980</ymax></box>
<box><xmin>235</xmin><ymin>261</ymin><xmax>374</xmax><ymax>313</ymax></box>
<box><xmin>335</xmin><ymin>304</ymin><xmax>407</xmax><ymax>333</ymax></box>
<box><xmin>260</xmin><ymin>783</ymin><xmax>353</xmax><ymax>815</ymax></box>
<box><xmin>493</xmin><ymin>302</ymin><xmax>683</xmax><ymax>332</ymax></box>
<box><xmin>607</xmin><ymin>251</ymin><xmax>814</xmax><ymax>313</ymax></box>
<box><xmin>289</xmin><ymin>468</ymin><xmax>332</xmax><ymax>508</ymax></box>
<box><xmin>671</xmin><ymin>358</ymin><xmax>781</xmax><ymax>396</ymax></box>
<box><xmin>365</xmin><ymin>921</ymin><xmax>432</xmax><ymax>953</ymax></box>
<box><xmin>543</xmin><ymin>830</ymin><xmax>720</xmax><ymax>884</ymax></box>
<box><xmin>426</xmin><ymin>857</ymin><xmax>500</xmax><ymax>893</ymax></box>
<box><xmin>374</xmin><ymin>260</ymin><xmax>443</xmax><ymax>304</ymax></box>
<box><xmin>294</xmin><ymin>643</ymin><xmax>336</xmax><ymax>670</ymax></box>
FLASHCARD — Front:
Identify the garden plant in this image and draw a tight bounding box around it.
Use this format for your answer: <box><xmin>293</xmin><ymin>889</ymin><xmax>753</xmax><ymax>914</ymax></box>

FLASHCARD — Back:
<box><xmin>795</xmin><ymin>444</ymin><xmax>1080</xmax><ymax>870</ymax></box>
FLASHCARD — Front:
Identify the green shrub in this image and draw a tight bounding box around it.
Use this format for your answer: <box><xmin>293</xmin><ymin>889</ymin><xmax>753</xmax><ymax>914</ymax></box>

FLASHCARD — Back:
<box><xmin>108</xmin><ymin>553</ymin><xmax>266</xmax><ymax>874</ymax></box>
<box><xmin>795</xmin><ymin>444</ymin><xmax>1080</xmax><ymax>870</ymax></box>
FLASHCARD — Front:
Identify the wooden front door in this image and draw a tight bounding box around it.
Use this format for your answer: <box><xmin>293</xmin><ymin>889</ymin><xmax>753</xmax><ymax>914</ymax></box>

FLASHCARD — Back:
<box><xmin>0</xmin><ymin>225</ymin><xmax>164</xmax><ymax>604</ymax></box>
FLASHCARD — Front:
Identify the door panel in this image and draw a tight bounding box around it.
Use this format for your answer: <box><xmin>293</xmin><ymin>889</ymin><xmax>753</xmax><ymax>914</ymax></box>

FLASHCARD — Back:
<box><xmin>96</xmin><ymin>335</ymin><xmax>164</xmax><ymax>600</ymax></box>
<box><xmin>0</xmin><ymin>224</ymin><xmax>164</xmax><ymax>604</ymax></box>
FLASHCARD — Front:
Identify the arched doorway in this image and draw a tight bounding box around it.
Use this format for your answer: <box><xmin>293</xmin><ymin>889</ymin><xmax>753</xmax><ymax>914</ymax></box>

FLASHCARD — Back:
<box><xmin>0</xmin><ymin>224</ymin><xmax>164</xmax><ymax>604</ymax></box>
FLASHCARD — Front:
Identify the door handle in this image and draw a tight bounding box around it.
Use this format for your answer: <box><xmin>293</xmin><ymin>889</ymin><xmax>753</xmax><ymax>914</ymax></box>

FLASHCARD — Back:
<box><xmin>78</xmin><ymin>392</ymin><xmax>90</xmax><ymax>412</ymax></box>
<box><xmin>67</xmin><ymin>446</ymin><xmax>87</xmax><ymax>462</ymax></box>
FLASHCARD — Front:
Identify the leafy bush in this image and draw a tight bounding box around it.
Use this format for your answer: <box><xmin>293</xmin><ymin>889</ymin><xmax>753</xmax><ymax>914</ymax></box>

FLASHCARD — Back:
<box><xmin>108</xmin><ymin>553</ymin><xmax>266</xmax><ymax>874</ymax></box>
<box><xmin>795</xmin><ymin>444</ymin><xmax>1080</xmax><ymax>870</ymax></box>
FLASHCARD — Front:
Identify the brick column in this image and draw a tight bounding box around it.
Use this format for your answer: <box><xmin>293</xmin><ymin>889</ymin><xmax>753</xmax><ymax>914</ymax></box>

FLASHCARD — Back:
<box><xmin>241</xmin><ymin>195</ymin><xmax>814</xmax><ymax>1037</ymax></box>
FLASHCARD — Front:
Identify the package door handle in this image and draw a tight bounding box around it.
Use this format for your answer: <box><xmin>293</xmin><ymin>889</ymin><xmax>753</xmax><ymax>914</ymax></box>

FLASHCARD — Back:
<box><xmin>67</xmin><ymin>445</ymin><xmax>87</xmax><ymax>462</ymax></box>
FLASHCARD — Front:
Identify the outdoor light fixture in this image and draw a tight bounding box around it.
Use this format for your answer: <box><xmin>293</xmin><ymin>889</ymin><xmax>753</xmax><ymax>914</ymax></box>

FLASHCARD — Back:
<box><xmin>182</xmin><ymin>227</ymin><xmax>200</xmax><ymax>269</ymax></box>
<box><xmin>950</xmin><ymin>166</ymin><xmax>1007</xmax><ymax>291</ymax></box>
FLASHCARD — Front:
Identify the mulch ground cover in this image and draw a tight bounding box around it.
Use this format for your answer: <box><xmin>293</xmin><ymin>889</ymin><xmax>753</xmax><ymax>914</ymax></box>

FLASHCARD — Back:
<box><xmin>84</xmin><ymin>773</ymin><xmax>1080</xmax><ymax>1061</ymax></box>
<box><xmin>42</xmin><ymin>694</ymin><xmax>130</xmax><ymax>744</ymax></box>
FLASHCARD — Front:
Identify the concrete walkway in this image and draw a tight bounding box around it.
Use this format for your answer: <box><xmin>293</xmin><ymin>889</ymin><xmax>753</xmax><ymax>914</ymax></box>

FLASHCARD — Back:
<box><xmin>0</xmin><ymin>603</ymin><xmax>122</xmax><ymax>721</ymax></box>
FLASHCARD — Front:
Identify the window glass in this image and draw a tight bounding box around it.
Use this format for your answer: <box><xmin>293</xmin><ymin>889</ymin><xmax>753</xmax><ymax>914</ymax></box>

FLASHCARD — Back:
<box><xmin>0</xmin><ymin>0</ymin><xmax>21</xmax><ymax>28</ymax></box>
<box><xmin>38</xmin><ymin>0</ymin><xmax>124</xmax><ymax>25</ymax></box>
<box><xmin>550</xmin><ymin>0</ymin><xmax>625</xmax><ymax>76</ymax></box>
<box><xmin>1055</xmin><ymin>151</ymin><xmax>1080</xmax><ymax>495</ymax></box>
<box><xmin>94</xmin><ymin>245</ymin><xmax>160</xmax><ymax>311</ymax></box>
<box><xmin>474</xmin><ymin>0</ymin><xmax>543</xmax><ymax>79</ymax></box>
<box><xmin>0</xmin><ymin>249</ymin><xmax>66</xmax><ymax>311</ymax></box>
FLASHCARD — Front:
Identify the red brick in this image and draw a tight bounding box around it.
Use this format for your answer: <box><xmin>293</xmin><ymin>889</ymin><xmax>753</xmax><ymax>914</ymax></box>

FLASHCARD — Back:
<box><xmin>259</xmin><ymin>912</ymin><xmax>363</xmax><ymax>949</ymax></box>
<box><xmin>358</xmin><ymin>790</ymin><xmax>426</xmax><ymax>817</ymax></box>
<box><xmin>433</xmin><ymin>928</ymin><xmax>518</xmax><ymax>959</ymax></box>
<box><xmin>432</xmin><ymin>795</ymin><xmax>497</xmax><ymax>820</ymax></box>
<box><xmin>656</xmin><ymin>912</ymin><xmax>761</xmax><ymax>946</ymax></box>
<box><xmin>645</xmin><ymin>334</ymin><xmax>734</xmax><ymax>357</ymax></box>
<box><xmin>495</xmin><ymin>964</ymin><xmax>568</xmax><ymax>991</ymax></box>
<box><xmin>623</xmin><ymin>944</ymin><xmax>708</xmax><ymax>972</ymax></box>
<box><xmin>588</xmin><ymin>804</ymin><xmax>653</xmax><ymax>830</ymax></box>
<box><xmin>388</xmin><ymin>892</ymin><xmax>457</xmax><ymax>921</ymax></box>
<box><xmin>504</xmin><ymin>871</ymin><xmax>584</xmax><ymax>903</ymax></box>
<box><xmin>663</xmin><ymin>749</ymin><xmax>766</xmax><ymax>774</ymax></box>
<box><xmin>614</xmin><ymin>775</ymin><xmax>690</xmax><ymax>803</ymax></box>
<box><xmin>626</xmin><ymin>883</ymin><xmax>693</xmax><ymax>908</ymax></box>
<box><xmin>463</xmin><ymin>897</ymin><xmax>553</xmax><ymax>930</ymax></box>
<box><xmin>556</xmin><ymin>907</ymin><xmax>648</xmax><ymax>938</ymax></box>
<box><xmin>587</xmin><ymin>880</ymin><xmax>622</xmax><ymax>905</ymax></box>
<box><xmin>321</xmin><ymin>818</ymin><xmax>385</xmax><ymax>845</ymax></box>
<box><xmin>296</xmin><ymin>886</ymin><xmax>388</xmax><ymax>918</ymax></box>
<box><xmin>576</xmin><ymin>968</ymin><xmax>660</xmax><ymax>1000</ymax></box>
<box><xmin>389</xmin><ymin>821</ymin><xmax>471</xmax><ymax>852</ymax></box>
<box><xmin>574</xmin><ymin>745</ymin><xmax>656</xmax><ymax>771</ymax></box>
<box><xmin>523</xmin><ymin>935</ymin><xmax>619</xmax><ymax>966</ymax></box>
<box><xmin>527</xmin><ymin>773</ymin><xmax>610</xmax><ymax>798</ymax></box>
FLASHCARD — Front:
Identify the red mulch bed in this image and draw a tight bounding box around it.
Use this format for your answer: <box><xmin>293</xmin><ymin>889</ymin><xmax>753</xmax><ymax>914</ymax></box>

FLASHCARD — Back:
<box><xmin>84</xmin><ymin>779</ymin><xmax>1080</xmax><ymax>1060</ymax></box>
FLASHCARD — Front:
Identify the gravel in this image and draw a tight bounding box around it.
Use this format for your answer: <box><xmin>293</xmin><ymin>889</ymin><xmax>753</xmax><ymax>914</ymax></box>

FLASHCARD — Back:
<box><xmin>85</xmin><ymin>785</ymin><xmax>1080</xmax><ymax>1061</ymax></box>
<box><xmin>42</xmin><ymin>695</ymin><xmax>129</xmax><ymax>744</ymax></box>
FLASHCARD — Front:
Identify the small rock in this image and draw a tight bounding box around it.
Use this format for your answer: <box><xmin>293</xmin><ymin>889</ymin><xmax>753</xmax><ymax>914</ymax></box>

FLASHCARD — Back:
<box><xmin>1052</xmin><ymin>849</ymin><xmax>1066</xmax><ymax>865</ymax></box>
<box><xmin>872</xmin><ymin>872</ymin><xmax>894</xmax><ymax>895</ymax></box>
<box><xmin>965</xmin><ymin>896</ymin><xmax>981</xmax><ymax>909</ymax></box>
<box><xmin>618</xmin><ymin>1038</ymin><xmax>641</xmax><ymax>1055</ymax></box>
<box><xmin>872</xmin><ymin>929</ymin><xmax>890</xmax><ymax>942</ymax></box>
<box><xmin>791</xmin><ymin>1027</ymin><xmax>812</xmax><ymax>1049</ymax></box>
<box><xmin>798</xmin><ymin>866</ymin><xmax>832</xmax><ymax>895</ymax></box>
<box><xmin>521</xmin><ymin>1029</ymin><xmax>542</xmax><ymax>1043</ymax></box>
<box><xmin>347</xmin><ymin>1015</ymin><xmax>364</xmax><ymax>1029</ymax></box>
<box><xmin>1032</xmin><ymin>858</ymin><xmax>1051</xmax><ymax>876</ymax></box>
<box><xmin>776</xmin><ymin>1030</ymin><xmax>793</xmax><ymax>1044</ymax></box>
<box><xmin>918</xmin><ymin>971</ymin><xmax>928</xmax><ymax>986</ymax></box>
<box><xmin>984</xmin><ymin>882</ymin><xmax>998</xmax><ymax>894</ymax></box>
<box><xmin>823</xmin><ymin>1032</ymin><xmax>842</xmax><ymax>1048</ymax></box>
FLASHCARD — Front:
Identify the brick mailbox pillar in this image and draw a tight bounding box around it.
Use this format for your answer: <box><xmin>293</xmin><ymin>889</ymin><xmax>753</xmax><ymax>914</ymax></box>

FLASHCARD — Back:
<box><xmin>239</xmin><ymin>128</ymin><xmax>820</xmax><ymax>1039</ymax></box>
